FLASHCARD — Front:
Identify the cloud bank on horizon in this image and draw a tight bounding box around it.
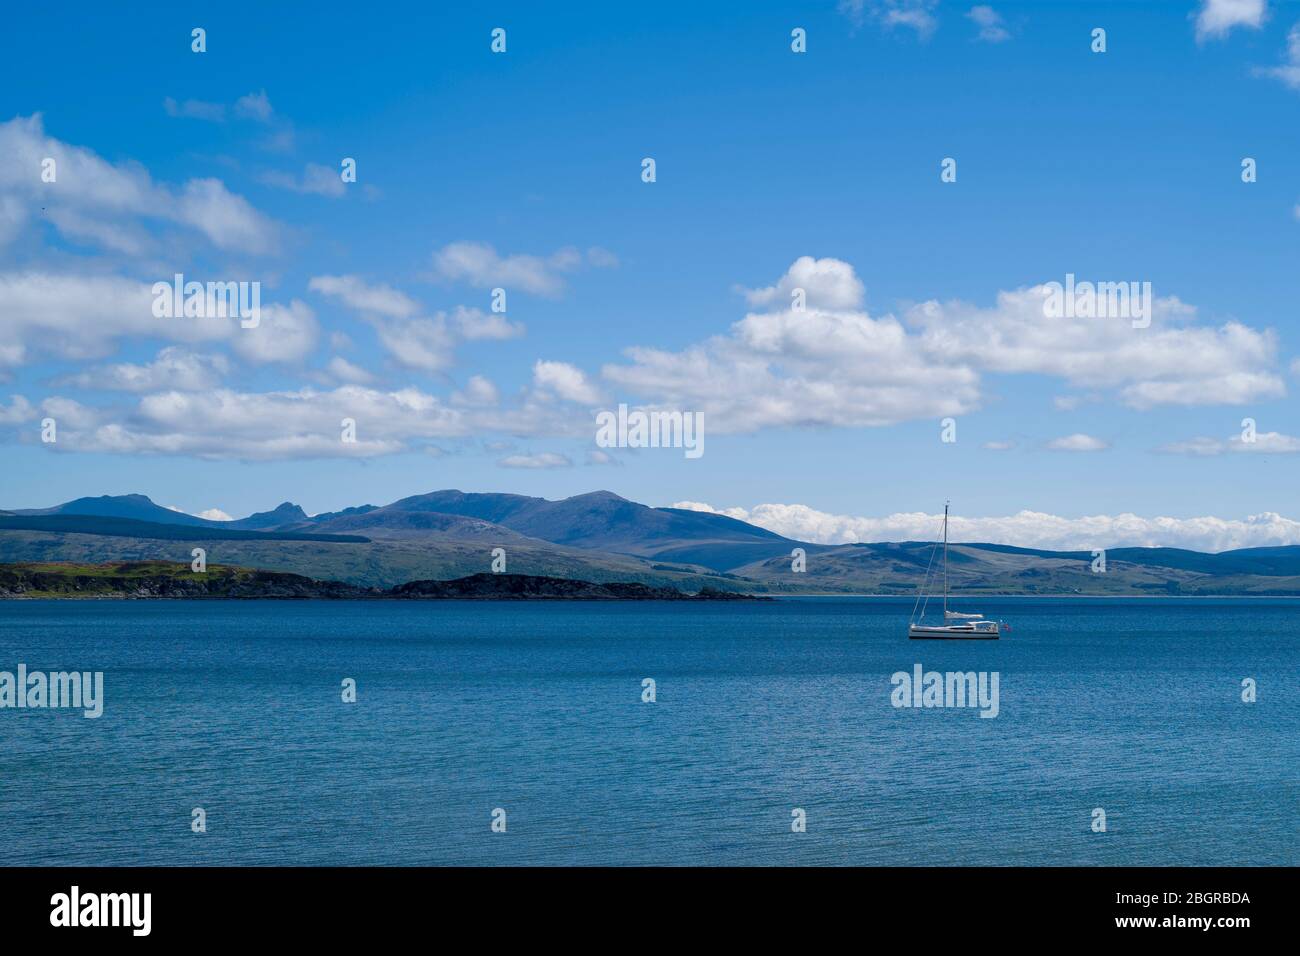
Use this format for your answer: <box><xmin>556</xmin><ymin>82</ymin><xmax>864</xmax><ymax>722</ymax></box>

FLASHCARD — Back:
<box><xmin>672</xmin><ymin>500</ymin><xmax>1300</xmax><ymax>553</ymax></box>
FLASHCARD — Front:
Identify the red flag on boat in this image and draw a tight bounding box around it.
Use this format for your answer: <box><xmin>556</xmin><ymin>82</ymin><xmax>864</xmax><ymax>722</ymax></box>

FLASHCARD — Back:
<box><xmin>1001</xmin><ymin>622</ymin><xmax>1011</xmax><ymax>632</ymax></box>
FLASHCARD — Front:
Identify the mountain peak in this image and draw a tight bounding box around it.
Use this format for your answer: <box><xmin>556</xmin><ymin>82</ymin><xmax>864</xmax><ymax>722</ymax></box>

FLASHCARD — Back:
<box><xmin>229</xmin><ymin>501</ymin><xmax>308</xmax><ymax>530</ymax></box>
<box><xmin>564</xmin><ymin>490</ymin><xmax>628</xmax><ymax>504</ymax></box>
<box><xmin>12</xmin><ymin>493</ymin><xmax>213</xmax><ymax>526</ymax></box>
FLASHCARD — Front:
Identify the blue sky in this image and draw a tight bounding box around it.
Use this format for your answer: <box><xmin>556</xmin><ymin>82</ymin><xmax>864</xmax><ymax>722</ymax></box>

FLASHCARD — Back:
<box><xmin>2</xmin><ymin>0</ymin><xmax>1300</xmax><ymax>550</ymax></box>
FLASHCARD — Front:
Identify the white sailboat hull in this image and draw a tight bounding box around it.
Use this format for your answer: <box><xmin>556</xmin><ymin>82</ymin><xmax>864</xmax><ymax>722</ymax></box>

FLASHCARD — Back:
<box><xmin>908</xmin><ymin>624</ymin><xmax>999</xmax><ymax>640</ymax></box>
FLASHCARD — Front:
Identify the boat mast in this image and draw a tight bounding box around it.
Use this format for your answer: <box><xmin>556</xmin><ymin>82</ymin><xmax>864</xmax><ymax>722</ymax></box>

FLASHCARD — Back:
<box><xmin>943</xmin><ymin>501</ymin><xmax>949</xmax><ymax>617</ymax></box>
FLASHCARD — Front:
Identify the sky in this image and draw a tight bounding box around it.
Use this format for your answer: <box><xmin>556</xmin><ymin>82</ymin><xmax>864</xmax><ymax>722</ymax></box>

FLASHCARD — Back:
<box><xmin>2</xmin><ymin>0</ymin><xmax>1300</xmax><ymax>551</ymax></box>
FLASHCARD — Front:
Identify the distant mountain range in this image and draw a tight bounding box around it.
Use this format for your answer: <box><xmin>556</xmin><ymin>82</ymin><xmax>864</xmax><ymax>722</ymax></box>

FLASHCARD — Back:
<box><xmin>4</xmin><ymin>490</ymin><xmax>1300</xmax><ymax>595</ymax></box>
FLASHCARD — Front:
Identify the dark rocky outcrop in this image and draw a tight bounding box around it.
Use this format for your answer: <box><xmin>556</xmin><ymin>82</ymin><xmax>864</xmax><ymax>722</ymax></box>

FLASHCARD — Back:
<box><xmin>0</xmin><ymin>563</ymin><xmax>762</xmax><ymax>601</ymax></box>
<box><xmin>389</xmin><ymin>573</ymin><xmax>766</xmax><ymax>600</ymax></box>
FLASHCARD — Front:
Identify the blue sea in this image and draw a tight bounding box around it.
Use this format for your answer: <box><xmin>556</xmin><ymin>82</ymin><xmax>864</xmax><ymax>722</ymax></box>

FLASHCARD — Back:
<box><xmin>0</xmin><ymin>597</ymin><xmax>1295</xmax><ymax>866</ymax></box>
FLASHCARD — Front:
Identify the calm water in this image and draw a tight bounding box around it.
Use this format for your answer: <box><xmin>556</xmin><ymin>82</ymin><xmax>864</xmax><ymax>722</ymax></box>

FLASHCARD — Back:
<box><xmin>0</xmin><ymin>597</ymin><xmax>1295</xmax><ymax>866</ymax></box>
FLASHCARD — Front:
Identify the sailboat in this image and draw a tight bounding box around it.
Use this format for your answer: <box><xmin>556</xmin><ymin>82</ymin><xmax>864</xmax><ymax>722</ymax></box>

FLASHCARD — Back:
<box><xmin>908</xmin><ymin>502</ymin><xmax>1005</xmax><ymax>640</ymax></box>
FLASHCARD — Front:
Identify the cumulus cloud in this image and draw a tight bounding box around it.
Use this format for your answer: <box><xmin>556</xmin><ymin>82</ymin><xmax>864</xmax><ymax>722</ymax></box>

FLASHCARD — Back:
<box><xmin>1159</xmin><ymin>430</ymin><xmax>1300</xmax><ymax>455</ymax></box>
<box><xmin>1045</xmin><ymin>433</ymin><xmax>1109</xmax><ymax>452</ymax></box>
<box><xmin>258</xmin><ymin>163</ymin><xmax>346</xmax><ymax>198</ymax></box>
<box><xmin>310</xmin><ymin>276</ymin><xmax>522</xmax><ymax>372</ymax></box>
<box><xmin>39</xmin><ymin>385</ymin><xmax>469</xmax><ymax>460</ymax></box>
<box><xmin>371</xmin><ymin>315</ymin><xmax>457</xmax><ymax>373</ymax></box>
<box><xmin>163</xmin><ymin>90</ymin><xmax>276</xmax><ymax>124</ymax></box>
<box><xmin>57</xmin><ymin>348</ymin><xmax>230</xmax><ymax>392</ymax></box>
<box><xmin>430</xmin><ymin>241</ymin><xmax>616</xmax><ymax>297</ymax></box>
<box><xmin>603</xmin><ymin>258</ymin><xmax>979</xmax><ymax>432</ymax></box>
<box><xmin>1254</xmin><ymin>21</ymin><xmax>1300</xmax><ymax>89</ymax></box>
<box><xmin>533</xmin><ymin>360</ymin><xmax>603</xmax><ymax>404</ymax></box>
<box><xmin>0</xmin><ymin>394</ymin><xmax>35</xmax><ymax>424</ymax></box>
<box><xmin>0</xmin><ymin>273</ymin><xmax>314</xmax><ymax>370</ymax></box>
<box><xmin>452</xmin><ymin>375</ymin><xmax>500</xmax><ymax>406</ymax></box>
<box><xmin>162</xmin><ymin>97</ymin><xmax>227</xmax><ymax>122</ymax></box>
<box><xmin>587</xmin><ymin>258</ymin><xmax>1287</xmax><ymax>436</ymax></box>
<box><xmin>1195</xmin><ymin>0</ymin><xmax>1267</xmax><ymax>42</ymax></box>
<box><xmin>324</xmin><ymin>356</ymin><xmax>375</xmax><ymax>385</ymax></box>
<box><xmin>840</xmin><ymin>0</ymin><xmax>939</xmax><ymax>37</ymax></box>
<box><xmin>309</xmin><ymin>275</ymin><xmax>420</xmax><ymax>318</ymax></box>
<box><xmin>0</xmin><ymin>195</ymin><xmax>26</xmax><ymax>246</ymax></box>
<box><xmin>906</xmin><ymin>283</ymin><xmax>1283</xmax><ymax>409</ymax></box>
<box><xmin>234</xmin><ymin>90</ymin><xmax>275</xmax><ymax>123</ymax></box>
<box><xmin>0</xmin><ymin>115</ymin><xmax>280</xmax><ymax>254</ymax></box>
<box><xmin>967</xmin><ymin>6</ymin><xmax>1010</xmax><ymax>42</ymax></box>
<box><xmin>228</xmin><ymin>301</ymin><xmax>319</xmax><ymax>365</ymax></box>
<box><xmin>25</xmin><ymin>374</ymin><xmax>593</xmax><ymax>460</ymax></box>
<box><xmin>742</xmin><ymin>255</ymin><xmax>865</xmax><ymax>311</ymax></box>
<box><xmin>672</xmin><ymin>501</ymin><xmax>1300</xmax><ymax>552</ymax></box>
<box><xmin>497</xmin><ymin>451</ymin><xmax>572</xmax><ymax>469</ymax></box>
<box><xmin>452</xmin><ymin>308</ymin><xmax>525</xmax><ymax>341</ymax></box>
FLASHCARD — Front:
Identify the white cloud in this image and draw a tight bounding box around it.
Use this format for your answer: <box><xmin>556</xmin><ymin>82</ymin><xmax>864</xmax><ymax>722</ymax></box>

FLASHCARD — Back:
<box><xmin>1159</xmin><ymin>430</ymin><xmax>1300</xmax><ymax>455</ymax></box>
<box><xmin>163</xmin><ymin>97</ymin><xmax>226</xmax><ymax>122</ymax></box>
<box><xmin>162</xmin><ymin>90</ymin><xmax>275</xmax><ymax>124</ymax></box>
<box><xmin>0</xmin><ymin>115</ymin><xmax>280</xmax><ymax>254</ymax></box>
<box><xmin>906</xmin><ymin>284</ymin><xmax>1283</xmax><ymax>409</ymax></box>
<box><xmin>196</xmin><ymin>508</ymin><xmax>234</xmax><ymax>522</ymax></box>
<box><xmin>452</xmin><ymin>375</ymin><xmax>500</xmax><ymax>406</ymax></box>
<box><xmin>0</xmin><ymin>273</ymin><xmax>314</xmax><ymax>370</ymax></box>
<box><xmin>42</xmin><ymin>385</ymin><xmax>469</xmax><ymax>460</ymax></box>
<box><xmin>1157</xmin><ymin>436</ymin><xmax>1227</xmax><ymax>457</ymax></box>
<box><xmin>0</xmin><ymin>395</ymin><xmax>35</xmax><ymax>424</ymax></box>
<box><xmin>1195</xmin><ymin>0</ymin><xmax>1267</xmax><ymax>42</ymax></box>
<box><xmin>603</xmin><ymin>257</ymin><xmax>977</xmax><ymax>429</ymax></box>
<box><xmin>591</xmin><ymin>258</ymin><xmax>1284</xmax><ymax>436</ymax></box>
<box><xmin>742</xmin><ymin>255</ymin><xmax>864</xmax><ymax>311</ymax></box>
<box><xmin>1045</xmin><ymin>433</ymin><xmax>1108</xmax><ymax>452</ymax></box>
<box><xmin>497</xmin><ymin>452</ymin><xmax>572</xmax><ymax>469</ymax></box>
<box><xmin>371</xmin><ymin>315</ymin><xmax>457</xmax><ymax>373</ymax></box>
<box><xmin>259</xmin><ymin>163</ymin><xmax>346</xmax><ymax>198</ymax></box>
<box><xmin>452</xmin><ymin>307</ymin><xmax>525</xmax><ymax>341</ymax></box>
<box><xmin>840</xmin><ymin>0</ymin><xmax>939</xmax><ymax>37</ymax></box>
<box><xmin>430</xmin><ymin>241</ymin><xmax>615</xmax><ymax>297</ymax></box>
<box><xmin>603</xmin><ymin>258</ymin><xmax>979</xmax><ymax>432</ymax></box>
<box><xmin>228</xmin><ymin>301</ymin><xmax>319</xmax><ymax>364</ymax></box>
<box><xmin>234</xmin><ymin>90</ymin><xmax>275</xmax><ymax>123</ymax></box>
<box><xmin>309</xmin><ymin>275</ymin><xmax>420</xmax><ymax>318</ymax></box>
<box><xmin>40</xmin><ymin>396</ymin><xmax>102</xmax><ymax>429</ymax></box>
<box><xmin>967</xmin><ymin>5</ymin><xmax>1010</xmax><ymax>42</ymax></box>
<box><xmin>325</xmin><ymin>356</ymin><xmax>374</xmax><ymax>385</ymax></box>
<box><xmin>43</xmin><ymin>207</ymin><xmax>149</xmax><ymax>255</ymax></box>
<box><xmin>533</xmin><ymin>360</ymin><xmax>603</xmax><ymax>404</ymax></box>
<box><xmin>58</xmin><ymin>347</ymin><xmax>230</xmax><ymax>392</ymax></box>
<box><xmin>982</xmin><ymin>440</ymin><xmax>1014</xmax><ymax>450</ymax></box>
<box><xmin>310</xmin><ymin>277</ymin><xmax>521</xmax><ymax>371</ymax></box>
<box><xmin>1255</xmin><ymin>21</ymin><xmax>1300</xmax><ymax>89</ymax></box>
<box><xmin>26</xmin><ymin>377</ymin><xmax>593</xmax><ymax>460</ymax></box>
<box><xmin>0</xmin><ymin>195</ymin><xmax>26</xmax><ymax>246</ymax></box>
<box><xmin>174</xmin><ymin>178</ymin><xmax>279</xmax><ymax>252</ymax></box>
<box><xmin>673</xmin><ymin>501</ymin><xmax>1300</xmax><ymax>552</ymax></box>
